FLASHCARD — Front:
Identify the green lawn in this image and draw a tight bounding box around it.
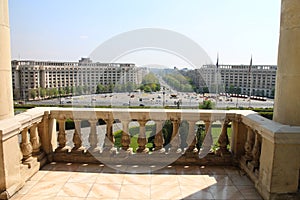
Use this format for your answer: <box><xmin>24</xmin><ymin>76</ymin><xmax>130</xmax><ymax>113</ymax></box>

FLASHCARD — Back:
<box><xmin>114</xmin><ymin>125</ymin><xmax>232</xmax><ymax>153</ymax></box>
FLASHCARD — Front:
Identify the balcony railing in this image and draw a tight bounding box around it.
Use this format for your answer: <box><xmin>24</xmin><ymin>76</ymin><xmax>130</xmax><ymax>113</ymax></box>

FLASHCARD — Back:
<box><xmin>0</xmin><ymin>107</ymin><xmax>299</xmax><ymax>199</ymax></box>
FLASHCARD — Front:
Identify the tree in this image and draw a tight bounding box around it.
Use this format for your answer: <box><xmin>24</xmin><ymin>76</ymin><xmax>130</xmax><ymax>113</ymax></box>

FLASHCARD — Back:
<box><xmin>144</xmin><ymin>85</ymin><xmax>152</xmax><ymax>93</ymax></box>
<box><xmin>199</xmin><ymin>100</ymin><xmax>213</xmax><ymax>109</ymax></box>
<box><xmin>113</xmin><ymin>84</ymin><xmax>122</xmax><ymax>93</ymax></box>
<box><xmin>39</xmin><ymin>88</ymin><xmax>47</xmax><ymax>99</ymax></box>
<box><xmin>96</xmin><ymin>84</ymin><xmax>105</xmax><ymax>94</ymax></box>
<box><xmin>202</xmin><ymin>87</ymin><xmax>209</xmax><ymax>93</ymax></box>
<box><xmin>76</xmin><ymin>86</ymin><xmax>83</xmax><ymax>95</ymax></box>
<box><xmin>59</xmin><ymin>88</ymin><xmax>65</xmax><ymax>96</ymax></box>
<box><xmin>52</xmin><ymin>88</ymin><xmax>59</xmax><ymax>97</ymax></box>
<box><xmin>83</xmin><ymin>85</ymin><xmax>89</xmax><ymax>94</ymax></box>
<box><xmin>140</xmin><ymin>73</ymin><xmax>161</xmax><ymax>92</ymax></box>
<box><xmin>71</xmin><ymin>86</ymin><xmax>76</xmax><ymax>95</ymax></box>
<box><xmin>126</xmin><ymin>82</ymin><xmax>134</xmax><ymax>92</ymax></box>
<box><xmin>65</xmin><ymin>86</ymin><xmax>71</xmax><ymax>95</ymax></box>
<box><xmin>29</xmin><ymin>89</ymin><xmax>37</xmax><ymax>100</ymax></box>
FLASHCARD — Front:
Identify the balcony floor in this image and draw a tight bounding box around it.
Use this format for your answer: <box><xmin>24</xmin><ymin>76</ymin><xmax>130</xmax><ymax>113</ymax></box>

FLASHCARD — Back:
<box><xmin>10</xmin><ymin>162</ymin><xmax>262</xmax><ymax>200</ymax></box>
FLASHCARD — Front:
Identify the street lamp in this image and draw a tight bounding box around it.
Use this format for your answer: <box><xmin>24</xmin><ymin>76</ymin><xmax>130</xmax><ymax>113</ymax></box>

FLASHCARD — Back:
<box><xmin>162</xmin><ymin>86</ymin><xmax>165</xmax><ymax>108</ymax></box>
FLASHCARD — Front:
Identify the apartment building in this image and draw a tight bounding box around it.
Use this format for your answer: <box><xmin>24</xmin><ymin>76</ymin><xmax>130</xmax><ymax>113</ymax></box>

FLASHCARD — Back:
<box><xmin>12</xmin><ymin>58</ymin><xmax>139</xmax><ymax>100</ymax></box>
<box><xmin>189</xmin><ymin>64</ymin><xmax>277</xmax><ymax>98</ymax></box>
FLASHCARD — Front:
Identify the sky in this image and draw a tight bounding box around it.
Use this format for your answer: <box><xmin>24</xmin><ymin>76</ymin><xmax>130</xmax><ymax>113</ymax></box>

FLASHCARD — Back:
<box><xmin>9</xmin><ymin>0</ymin><xmax>281</xmax><ymax>68</ymax></box>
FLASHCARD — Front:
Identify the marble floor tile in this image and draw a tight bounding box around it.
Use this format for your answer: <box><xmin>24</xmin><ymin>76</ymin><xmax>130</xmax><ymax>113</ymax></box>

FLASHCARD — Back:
<box><xmin>96</xmin><ymin>173</ymin><xmax>125</xmax><ymax>184</ymax></box>
<box><xmin>236</xmin><ymin>185</ymin><xmax>263</xmax><ymax>200</ymax></box>
<box><xmin>181</xmin><ymin>186</ymin><xmax>214</xmax><ymax>200</ymax></box>
<box><xmin>204</xmin><ymin>175</ymin><xmax>234</xmax><ymax>186</ymax></box>
<box><xmin>87</xmin><ymin>183</ymin><xmax>121</xmax><ymax>199</ymax></box>
<box><xmin>67</xmin><ymin>172</ymin><xmax>97</xmax><ymax>183</ymax></box>
<box><xmin>39</xmin><ymin>171</ymin><xmax>72</xmax><ymax>183</ymax></box>
<box><xmin>27</xmin><ymin>181</ymin><xmax>65</xmax><ymax>196</ymax></box>
<box><xmin>16</xmin><ymin>180</ymin><xmax>38</xmax><ymax>195</ymax></box>
<box><xmin>12</xmin><ymin>163</ymin><xmax>262</xmax><ymax>200</ymax></box>
<box><xmin>119</xmin><ymin>184</ymin><xmax>150</xmax><ymax>199</ymax></box>
<box><xmin>28</xmin><ymin>170</ymin><xmax>49</xmax><ymax>181</ymax></box>
<box><xmin>57</xmin><ymin>182</ymin><xmax>92</xmax><ymax>198</ymax></box>
<box><xmin>151</xmin><ymin>184</ymin><xmax>182</xmax><ymax>199</ymax></box>
<box><xmin>151</xmin><ymin>174</ymin><xmax>179</xmax><ymax>186</ymax></box>
<box><xmin>229</xmin><ymin>174</ymin><xmax>254</xmax><ymax>186</ymax></box>
<box><xmin>208</xmin><ymin>185</ymin><xmax>245</xmax><ymax>199</ymax></box>
<box><xmin>175</xmin><ymin>165</ymin><xmax>202</xmax><ymax>174</ymax></box>
<box><xmin>178</xmin><ymin>175</ymin><xmax>208</xmax><ymax>186</ymax></box>
<box><xmin>123</xmin><ymin>174</ymin><xmax>152</xmax><ymax>185</ymax></box>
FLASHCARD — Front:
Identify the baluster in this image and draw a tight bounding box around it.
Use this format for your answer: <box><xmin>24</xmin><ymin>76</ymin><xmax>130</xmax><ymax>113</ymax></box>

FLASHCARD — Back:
<box><xmin>121</xmin><ymin>120</ymin><xmax>131</xmax><ymax>152</ymax></box>
<box><xmin>88</xmin><ymin>119</ymin><xmax>98</xmax><ymax>152</ymax></box>
<box><xmin>137</xmin><ymin>120</ymin><xmax>149</xmax><ymax>153</ymax></box>
<box><xmin>103</xmin><ymin>118</ymin><xmax>116</xmax><ymax>153</ymax></box>
<box><xmin>242</xmin><ymin>126</ymin><xmax>255</xmax><ymax>162</ymax></box>
<box><xmin>169</xmin><ymin>118</ymin><xmax>181</xmax><ymax>153</ymax></box>
<box><xmin>249</xmin><ymin>131</ymin><xmax>261</xmax><ymax>174</ymax></box>
<box><xmin>199</xmin><ymin>120</ymin><xmax>213</xmax><ymax>158</ymax></box>
<box><xmin>216</xmin><ymin>120</ymin><xmax>230</xmax><ymax>156</ymax></box>
<box><xmin>153</xmin><ymin>121</ymin><xmax>165</xmax><ymax>153</ymax></box>
<box><xmin>186</xmin><ymin>121</ymin><xmax>198</xmax><ymax>153</ymax></box>
<box><xmin>30</xmin><ymin>123</ymin><xmax>41</xmax><ymax>155</ymax></box>
<box><xmin>20</xmin><ymin>127</ymin><xmax>33</xmax><ymax>163</ymax></box>
<box><xmin>56</xmin><ymin>118</ymin><xmax>67</xmax><ymax>151</ymax></box>
<box><xmin>72</xmin><ymin>120</ymin><xmax>84</xmax><ymax>151</ymax></box>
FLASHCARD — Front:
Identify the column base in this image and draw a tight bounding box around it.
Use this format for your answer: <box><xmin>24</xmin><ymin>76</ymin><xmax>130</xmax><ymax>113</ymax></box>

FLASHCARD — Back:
<box><xmin>136</xmin><ymin>147</ymin><xmax>149</xmax><ymax>153</ymax></box>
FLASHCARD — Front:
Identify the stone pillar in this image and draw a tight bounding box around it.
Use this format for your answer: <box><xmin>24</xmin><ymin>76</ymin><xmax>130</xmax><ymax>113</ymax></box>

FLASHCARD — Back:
<box><xmin>0</xmin><ymin>0</ymin><xmax>14</xmax><ymax>120</ymax></box>
<box><xmin>273</xmin><ymin>0</ymin><xmax>300</xmax><ymax>125</ymax></box>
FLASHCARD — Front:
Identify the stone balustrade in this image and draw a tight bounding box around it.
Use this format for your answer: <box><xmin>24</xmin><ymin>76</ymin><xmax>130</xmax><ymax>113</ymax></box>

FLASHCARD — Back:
<box><xmin>0</xmin><ymin>107</ymin><xmax>49</xmax><ymax>199</ymax></box>
<box><xmin>47</xmin><ymin>108</ymin><xmax>236</xmax><ymax>166</ymax></box>
<box><xmin>0</xmin><ymin>107</ymin><xmax>300</xmax><ymax>199</ymax></box>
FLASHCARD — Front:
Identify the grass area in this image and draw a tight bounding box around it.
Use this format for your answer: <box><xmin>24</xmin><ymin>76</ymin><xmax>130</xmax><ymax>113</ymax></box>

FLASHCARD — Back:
<box><xmin>114</xmin><ymin>125</ymin><xmax>232</xmax><ymax>153</ymax></box>
<box><xmin>14</xmin><ymin>108</ymin><xmax>28</xmax><ymax>115</ymax></box>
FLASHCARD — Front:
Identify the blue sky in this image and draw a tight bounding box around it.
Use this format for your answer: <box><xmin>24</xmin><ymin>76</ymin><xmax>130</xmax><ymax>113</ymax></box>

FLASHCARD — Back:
<box><xmin>9</xmin><ymin>0</ymin><xmax>281</xmax><ymax>67</ymax></box>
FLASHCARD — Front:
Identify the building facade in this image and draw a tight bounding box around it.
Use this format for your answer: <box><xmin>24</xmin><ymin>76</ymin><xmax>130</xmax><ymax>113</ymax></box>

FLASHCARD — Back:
<box><xmin>191</xmin><ymin>64</ymin><xmax>277</xmax><ymax>98</ymax></box>
<box><xmin>12</xmin><ymin>58</ymin><xmax>139</xmax><ymax>100</ymax></box>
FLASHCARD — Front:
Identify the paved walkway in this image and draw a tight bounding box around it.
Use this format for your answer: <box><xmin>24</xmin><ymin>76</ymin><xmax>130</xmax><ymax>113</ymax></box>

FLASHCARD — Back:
<box><xmin>10</xmin><ymin>162</ymin><xmax>262</xmax><ymax>200</ymax></box>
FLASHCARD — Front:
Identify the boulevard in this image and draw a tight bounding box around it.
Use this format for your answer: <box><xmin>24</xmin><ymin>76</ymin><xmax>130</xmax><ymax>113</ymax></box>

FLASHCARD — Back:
<box><xmin>31</xmin><ymin>91</ymin><xmax>274</xmax><ymax>109</ymax></box>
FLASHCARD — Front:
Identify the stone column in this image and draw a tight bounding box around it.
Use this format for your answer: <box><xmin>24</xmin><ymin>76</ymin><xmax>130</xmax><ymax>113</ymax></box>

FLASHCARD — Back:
<box><xmin>273</xmin><ymin>0</ymin><xmax>300</xmax><ymax>125</ymax></box>
<box><xmin>0</xmin><ymin>0</ymin><xmax>13</xmax><ymax>120</ymax></box>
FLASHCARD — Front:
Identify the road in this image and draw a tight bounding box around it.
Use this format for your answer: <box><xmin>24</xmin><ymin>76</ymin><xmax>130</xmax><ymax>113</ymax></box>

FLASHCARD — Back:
<box><xmin>31</xmin><ymin>91</ymin><xmax>274</xmax><ymax>109</ymax></box>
